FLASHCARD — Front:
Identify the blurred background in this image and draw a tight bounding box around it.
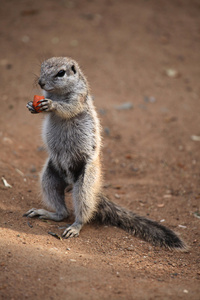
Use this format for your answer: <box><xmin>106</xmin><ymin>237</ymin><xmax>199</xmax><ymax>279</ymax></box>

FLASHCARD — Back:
<box><xmin>1</xmin><ymin>0</ymin><xmax>199</xmax><ymax>104</ymax></box>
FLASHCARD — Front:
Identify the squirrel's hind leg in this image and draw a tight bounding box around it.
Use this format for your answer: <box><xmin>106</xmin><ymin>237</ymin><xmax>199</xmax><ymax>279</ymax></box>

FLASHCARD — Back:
<box><xmin>62</xmin><ymin>161</ymin><xmax>100</xmax><ymax>238</ymax></box>
<box><xmin>24</xmin><ymin>159</ymin><xmax>69</xmax><ymax>221</ymax></box>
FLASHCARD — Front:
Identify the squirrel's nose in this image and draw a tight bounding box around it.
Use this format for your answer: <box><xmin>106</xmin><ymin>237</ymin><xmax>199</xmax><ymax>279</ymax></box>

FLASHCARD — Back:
<box><xmin>38</xmin><ymin>79</ymin><xmax>45</xmax><ymax>89</ymax></box>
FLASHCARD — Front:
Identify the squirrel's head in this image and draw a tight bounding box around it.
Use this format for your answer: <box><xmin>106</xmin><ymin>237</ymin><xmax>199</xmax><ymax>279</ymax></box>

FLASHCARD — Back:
<box><xmin>38</xmin><ymin>57</ymin><xmax>86</xmax><ymax>96</ymax></box>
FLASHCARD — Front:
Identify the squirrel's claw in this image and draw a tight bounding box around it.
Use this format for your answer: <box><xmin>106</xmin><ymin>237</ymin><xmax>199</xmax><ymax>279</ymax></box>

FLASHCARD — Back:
<box><xmin>62</xmin><ymin>223</ymin><xmax>81</xmax><ymax>238</ymax></box>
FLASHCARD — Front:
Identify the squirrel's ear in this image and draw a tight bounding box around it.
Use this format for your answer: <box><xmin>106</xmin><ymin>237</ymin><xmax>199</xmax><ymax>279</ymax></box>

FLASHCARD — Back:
<box><xmin>71</xmin><ymin>64</ymin><xmax>76</xmax><ymax>74</ymax></box>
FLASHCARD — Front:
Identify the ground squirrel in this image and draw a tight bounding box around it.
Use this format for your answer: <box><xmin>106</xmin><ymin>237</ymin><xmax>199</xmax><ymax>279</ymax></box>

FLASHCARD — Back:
<box><xmin>24</xmin><ymin>57</ymin><xmax>186</xmax><ymax>250</ymax></box>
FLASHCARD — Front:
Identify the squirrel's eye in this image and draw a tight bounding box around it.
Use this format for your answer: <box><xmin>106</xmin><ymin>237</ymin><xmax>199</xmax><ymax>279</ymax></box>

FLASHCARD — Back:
<box><xmin>56</xmin><ymin>70</ymin><xmax>66</xmax><ymax>77</ymax></box>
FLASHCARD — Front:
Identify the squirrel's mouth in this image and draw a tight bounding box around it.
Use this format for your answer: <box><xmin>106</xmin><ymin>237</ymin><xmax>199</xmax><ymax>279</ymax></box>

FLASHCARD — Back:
<box><xmin>43</xmin><ymin>87</ymin><xmax>54</xmax><ymax>92</ymax></box>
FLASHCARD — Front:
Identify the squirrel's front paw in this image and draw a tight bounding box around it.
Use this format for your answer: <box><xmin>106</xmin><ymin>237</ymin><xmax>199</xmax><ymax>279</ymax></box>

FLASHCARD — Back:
<box><xmin>36</xmin><ymin>99</ymin><xmax>53</xmax><ymax>112</ymax></box>
<box><xmin>26</xmin><ymin>101</ymin><xmax>39</xmax><ymax>114</ymax></box>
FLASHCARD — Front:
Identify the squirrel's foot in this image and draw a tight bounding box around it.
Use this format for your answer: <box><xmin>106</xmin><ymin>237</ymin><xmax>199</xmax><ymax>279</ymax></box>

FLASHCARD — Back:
<box><xmin>23</xmin><ymin>208</ymin><xmax>68</xmax><ymax>222</ymax></box>
<box><xmin>37</xmin><ymin>99</ymin><xmax>53</xmax><ymax>112</ymax></box>
<box><xmin>62</xmin><ymin>222</ymin><xmax>82</xmax><ymax>238</ymax></box>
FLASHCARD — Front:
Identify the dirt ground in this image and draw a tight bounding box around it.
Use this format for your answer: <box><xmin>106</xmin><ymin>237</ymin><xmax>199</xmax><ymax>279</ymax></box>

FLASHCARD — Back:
<box><xmin>0</xmin><ymin>0</ymin><xmax>200</xmax><ymax>299</ymax></box>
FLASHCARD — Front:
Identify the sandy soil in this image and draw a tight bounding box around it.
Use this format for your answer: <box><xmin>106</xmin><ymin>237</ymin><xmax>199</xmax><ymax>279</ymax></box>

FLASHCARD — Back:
<box><xmin>0</xmin><ymin>0</ymin><xmax>200</xmax><ymax>299</ymax></box>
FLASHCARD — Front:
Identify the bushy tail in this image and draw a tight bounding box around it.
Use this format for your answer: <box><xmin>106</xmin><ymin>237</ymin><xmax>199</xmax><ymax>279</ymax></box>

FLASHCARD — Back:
<box><xmin>94</xmin><ymin>194</ymin><xmax>186</xmax><ymax>250</ymax></box>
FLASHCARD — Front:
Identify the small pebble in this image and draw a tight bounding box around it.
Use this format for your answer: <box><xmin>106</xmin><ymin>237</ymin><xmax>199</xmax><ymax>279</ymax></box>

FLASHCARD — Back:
<box><xmin>70</xmin><ymin>40</ymin><xmax>79</xmax><ymax>47</ymax></box>
<box><xmin>51</xmin><ymin>37</ymin><xmax>59</xmax><ymax>44</ymax></box>
<box><xmin>144</xmin><ymin>96</ymin><xmax>156</xmax><ymax>103</ymax></box>
<box><xmin>178</xmin><ymin>225</ymin><xmax>187</xmax><ymax>228</ymax></box>
<box><xmin>104</xmin><ymin>127</ymin><xmax>110</xmax><ymax>136</ymax></box>
<box><xmin>163</xmin><ymin>195</ymin><xmax>172</xmax><ymax>199</ymax></box>
<box><xmin>157</xmin><ymin>203</ymin><xmax>165</xmax><ymax>208</ymax></box>
<box><xmin>191</xmin><ymin>135</ymin><xmax>200</xmax><ymax>142</ymax></box>
<box><xmin>3</xmin><ymin>137</ymin><xmax>13</xmax><ymax>144</ymax></box>
<box><xmin>165</xmin><ymin>68</ymin><xmax>180</xmax><ymax>78</ymax></box>
<box><xmin>98</xmin><ymin>108</ymin><xmax>106</xmax><ymax>115</ymax></box>
<box><xmin>126</xmin><ymin>247</ymin><xmax>134</xmax><ymax>251</ymax></box>
<box><xmin>149</xmin><ymin>97</ymin><xmax>156</xmax><ymax>103</ymax></box>
<box><xmin>21</xmin><ymin>35</ymin><xmax>30</xmax><ymax>43</ymax></box>
<box><xmin>115</xmin><ymin>102</ymin><xmax>133</xmax><ymax>110</ymax></box>
<box><xmin>193</xmin><ymin>211</ymin><xmax>200</xmax><ymax>219</ymax></box>
<box><xmin>30</xmin><ymin>165</ymin><xmax>37</xmax><ymax>173</ymax></box>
